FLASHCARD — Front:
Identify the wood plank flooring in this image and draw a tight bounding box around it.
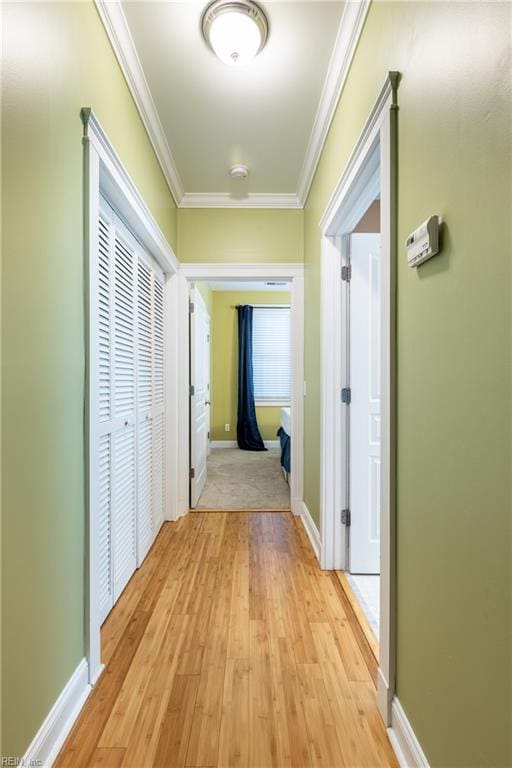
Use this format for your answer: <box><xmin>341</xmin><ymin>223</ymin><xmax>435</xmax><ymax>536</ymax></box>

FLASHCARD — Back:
<box><xmin>55</xmin><ymin>512</ymin><xmax>398</xmax><ymax>768</ymax></box>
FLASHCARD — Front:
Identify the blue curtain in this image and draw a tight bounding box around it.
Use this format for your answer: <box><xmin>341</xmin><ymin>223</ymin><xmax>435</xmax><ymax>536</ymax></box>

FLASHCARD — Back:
<box><xmin>237</xmin><ymin>305</ymin><xmax>266</xmax><ymax>451</ymax></box>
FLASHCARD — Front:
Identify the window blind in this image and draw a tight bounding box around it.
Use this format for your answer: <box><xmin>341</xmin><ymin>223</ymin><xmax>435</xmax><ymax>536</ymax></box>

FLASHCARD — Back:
<box><xmin>252</xmin><ymin>306</ymin><xmax>291</xmax><ymax>402</ymax></box>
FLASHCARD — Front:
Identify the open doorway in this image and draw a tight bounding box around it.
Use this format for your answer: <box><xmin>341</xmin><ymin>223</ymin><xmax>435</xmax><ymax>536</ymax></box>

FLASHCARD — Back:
<box><xmin>319</xmin><ymin>73</ymin><xmax>398</xmax><ymax>724</ymax></box>
<box><xmin>188</xmin><ymin>279</ymin><xmax>294</xmax><ymax>512</ymax></box>
<box><xmin>344</xmin><ymin>200</ymin><xmax>381</xmax><ymax>646</ymax></box>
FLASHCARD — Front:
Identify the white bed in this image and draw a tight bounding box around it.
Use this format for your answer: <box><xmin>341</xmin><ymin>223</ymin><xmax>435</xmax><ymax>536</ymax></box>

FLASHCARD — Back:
<box><xmin>279</xmin><ymin>407</ymin><xmax>291</xmax><ymax>482</ymax></box>
<box><xmin>280</xmin><ymin>406</ymin><xmax>291</xmax><ymax>437</ymax></box>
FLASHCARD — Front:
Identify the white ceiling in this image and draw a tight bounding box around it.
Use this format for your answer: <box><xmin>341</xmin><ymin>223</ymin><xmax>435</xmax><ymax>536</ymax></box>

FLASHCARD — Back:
<box><xmin>97</xmin><ymin>1</ymin><xmax>370</xmax><ymax>206</ymax></box>
<box><xmin>205</xmin><ymin>280</ymin><xmax>291</xmax><ymax>292</ymax></box>
<box><xmin>117</xmin><ymin>1</ymin><xmax>345</xmax><ymax>199</ymax></box>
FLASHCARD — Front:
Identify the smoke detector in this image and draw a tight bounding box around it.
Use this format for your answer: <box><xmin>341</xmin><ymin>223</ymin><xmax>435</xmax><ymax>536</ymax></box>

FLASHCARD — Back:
<box><xmin>230</xmin><ymin>164</ymin><xmax>249</xmax><ymax>180</ymax></box>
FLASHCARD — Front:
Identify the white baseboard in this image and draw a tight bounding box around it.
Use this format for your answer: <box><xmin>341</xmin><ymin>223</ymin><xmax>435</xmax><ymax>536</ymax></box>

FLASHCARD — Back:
<box><xmin>377</xmin><ymin>666</ymin><xmax>392</xmax><ymax>724</ymax></box>
<box><xmin>210</xmin><ymin>440</ymin><xmax>237</xmax><ymax>448</ymax></box>
<box><xmin>388</xmin><ymin>697</ymin><xmax>430</xmax><ymax>768</ymax></box>
<box><xmin>21</xmin><ymin>658</ymin><xmax>91</xmax><ymax>768</ymax></box>
<box><xmin>298</xmin><ymin>501</ymin><xmax>321</xmax><ymax>562</ymax></box>
<box><xmin>210</xmin><ymin>440</ymin><xmax>280</xmax><ymax>449</ymax></box>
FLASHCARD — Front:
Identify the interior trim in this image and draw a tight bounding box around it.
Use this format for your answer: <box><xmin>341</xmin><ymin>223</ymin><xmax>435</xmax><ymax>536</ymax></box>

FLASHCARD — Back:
<box><xmin>94</xmin><ymin>0</ymin><xmax>184</xmax><ymax>205</ymax></box>
<box><xmin>20</xmin><ymin>659</ymin><xmax>91</xmax><ymax>768</ymax></box>
<box><xmin>297</xmin><ymin>0</ymin><xmax>371</xmax><ymax>206</ymax></box>
<box><xmin>82</xmin><ymin>107</ymin><xmax>178</xmax><ymax>684</ymax></box>
<box><xmin>94</xmin><ymin>0</ymin><xmax>370</xmax><ymax>209</ymax></box>
<box><xmin>318</xmin><ymin>71</ymin><xmax>400</xmax><ymax>726</ymax></box>
<box><xmin>179</xmin><ymin>192</ymin><xmax>302</xmax><ymax>209</ymax></box>
<box><xmin>388</xmin><ymin>698</ymin><xmax>431</xmax><ymax>768</ymax></box>
<box><xmin>178</xmin><ymin>263</ymin><xmax>304</xmax><ymax>519</ymax></box>
<box><xmin>334</xmin><ymin>570</ymin><xmax>379</xmax><ymax>661</ymax></box>
<box><xmin>299</xmin><ymin>500</ymin><xmax>321</xmax><ymax>562</ymax></box>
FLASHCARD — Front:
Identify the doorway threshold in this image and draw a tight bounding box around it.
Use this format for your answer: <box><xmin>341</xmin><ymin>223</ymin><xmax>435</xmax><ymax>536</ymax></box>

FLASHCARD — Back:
<box><xmin>335</xmin><ymin>571</ymin><xmax>379</xmax><ymax>662</ymax></box>
<box><xmin>190</xmin><ymin>508</ymin><xmax>291</xmax><ymax>513</ymax></box>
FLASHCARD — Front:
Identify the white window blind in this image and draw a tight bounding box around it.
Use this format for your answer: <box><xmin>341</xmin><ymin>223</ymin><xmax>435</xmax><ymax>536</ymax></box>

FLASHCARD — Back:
<box><xmin>252</xmin><ymin>306</ymin><xmax>291</xmax><ymax>403</ymax></box>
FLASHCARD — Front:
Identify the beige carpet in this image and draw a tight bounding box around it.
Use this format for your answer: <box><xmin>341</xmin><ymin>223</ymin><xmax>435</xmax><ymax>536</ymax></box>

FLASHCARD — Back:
<box><xmin>196</xmin><ymin>447</ymin><xmax>290</xmax><ymax>510</ymax></box>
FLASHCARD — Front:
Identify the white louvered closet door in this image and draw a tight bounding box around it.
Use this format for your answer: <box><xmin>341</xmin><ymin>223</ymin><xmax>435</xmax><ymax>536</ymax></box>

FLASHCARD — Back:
<box><xmin>111</xmin><ymin>224</ymin><xmax>138</xmax><ymax>602</ymax></box>
<box><xmin>95</xmin><ymin>197</ymin><xmax>166</xmax><ymax>624</ymax></box>
<box><xmin>136</xmin><ymin>258</ymin><xmax>154</xmax><ymax>565</ymax></box>
<box><xmin>97</xmin><ymin>207</ymin><xmax>114</xmax><ymax>624</ymax></box>
<box><xmin>152</xmin><ymin>272</ymin><xmax>165</xmax><ymax>536</ymax></box>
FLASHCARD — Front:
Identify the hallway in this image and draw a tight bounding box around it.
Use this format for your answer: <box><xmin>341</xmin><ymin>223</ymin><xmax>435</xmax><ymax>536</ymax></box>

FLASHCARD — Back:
<box><xmin>55</xmin><ymin>512</ymin><xmax>397</xmax><ymax>768</ymax></box>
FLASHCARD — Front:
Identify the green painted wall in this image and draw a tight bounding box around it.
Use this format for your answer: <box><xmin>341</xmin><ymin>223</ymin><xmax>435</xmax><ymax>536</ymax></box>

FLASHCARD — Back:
<box><xmin>303</xmin><ymin>2</ymin><xmax>511</xmax><ymax>766</ymax></box>
<box><xmin>177</xmin><ymin>208</ymin><xmax>303</xmax><ymax>263</ymax></box>
<box><xmin>1</xmin><ymin>1</ymin><xmax>176</xmax><ymax>757</ymax></box>
<box><xmin>211</xmin><ymin>292</ymin><xmax>291</xmax><ymax>442</ymax></box>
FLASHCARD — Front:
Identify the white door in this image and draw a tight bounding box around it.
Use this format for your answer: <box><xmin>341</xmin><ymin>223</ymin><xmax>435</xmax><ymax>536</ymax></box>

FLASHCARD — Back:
<box><xmin>190</xmin><ymin>287</ymin><xmax>210</xmax><ymax>507</ymax></box>
<box><xmin>152</xmin><ymin>273</ymin><xmax>165</xmax><ymax>534</ymax></box>
<box><xmin>136</xmin><ymin>257</ymin><xmax>154</xmax><ymax>565</ymax></box>
<box><xmin>111</xmin><ymin>225</ymin><xmax>138</xmax><ymax>601</ymax></box>
<box><xmin>95</xmin><ymin>198</ymin><xmax>166</xmax><ymax>623</ymax></box>
<box><xmin>349</xmin><ymin>233</ymin><xmax>381</xmax><ymax>574</ymax></box>
<box><xmin>96</xmin><ymin>206</ymin><xmax>115</xmax><ymax>624</ymax></box>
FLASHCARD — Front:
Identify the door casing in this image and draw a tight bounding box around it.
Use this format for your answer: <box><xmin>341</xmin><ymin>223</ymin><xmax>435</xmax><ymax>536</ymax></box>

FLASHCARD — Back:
<box><xmin>176</xmin><ymin>264</ymin><xmax>304</xmax><ymax>519</ymax></box>
<box><xmin>319</xmin><ymin>73</ymin><xmax>399</xmax><ymax>724</ymax></box>
<box><xmin>83</xmin><ymin>109</ymin><xmax>179</xmax><ymax>686</ymax></box>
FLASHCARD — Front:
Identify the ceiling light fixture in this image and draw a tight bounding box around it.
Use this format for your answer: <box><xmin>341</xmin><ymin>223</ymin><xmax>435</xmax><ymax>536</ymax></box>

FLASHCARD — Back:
<box><xmin>201</xmin><ymin>0</ymin><xmax>269</xmax><ymax>66</ymax></box>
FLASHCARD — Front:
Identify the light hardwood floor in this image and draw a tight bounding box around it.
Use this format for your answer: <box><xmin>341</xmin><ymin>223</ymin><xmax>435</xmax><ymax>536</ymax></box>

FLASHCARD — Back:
<box><xmin>55</xmin><ymin>512</ymin><xmax>398</xmax><ymax>768</ymax></box>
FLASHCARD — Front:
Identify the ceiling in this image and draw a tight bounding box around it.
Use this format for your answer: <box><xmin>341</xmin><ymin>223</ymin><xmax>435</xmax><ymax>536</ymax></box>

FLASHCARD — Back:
<box><xmin>97</xmin><ymin>1</ymin><xmax>369</xmax><ymax>207</ymax></box>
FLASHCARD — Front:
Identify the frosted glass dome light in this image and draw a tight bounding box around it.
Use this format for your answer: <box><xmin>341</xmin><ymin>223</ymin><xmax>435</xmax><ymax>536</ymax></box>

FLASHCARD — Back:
<box><xmin>202</xmin><ymin>1</ymin><xmax>269</xmax><ymax>66</ymax></box>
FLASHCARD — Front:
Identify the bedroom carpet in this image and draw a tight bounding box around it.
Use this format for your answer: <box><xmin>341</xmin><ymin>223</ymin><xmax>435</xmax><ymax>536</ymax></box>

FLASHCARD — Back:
<box><xmin>196</xmin><ymin>447</ymin><xmax>290</xmax><ymax>510</ymax></box>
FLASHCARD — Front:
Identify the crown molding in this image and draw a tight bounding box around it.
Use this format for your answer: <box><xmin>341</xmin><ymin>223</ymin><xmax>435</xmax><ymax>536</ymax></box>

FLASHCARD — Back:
<box><xmin>296</xmin><ymin>0</ymin><xmax>371</xmax><ymax>207</ymax></box>
<box><xmin>96</xmin><ymin>0</ymin><xmax>370</xmax><ymax>211</ymax></box>
<box><xmin>95</xmin><ymin>0</ymin><xmax>184</xmax><ymax>205</ymax></box>
<box><xmin>179</xmin><ymin>192</ymin><xmax>302</xmax><ymax>209</ymax></box>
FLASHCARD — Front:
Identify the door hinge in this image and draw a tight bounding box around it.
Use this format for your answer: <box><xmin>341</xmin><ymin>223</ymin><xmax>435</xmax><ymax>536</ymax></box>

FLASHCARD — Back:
<box><xmin>189</xmin><ymin>384</ymin><xmax>195</xmax><ymax>396</ymax></box>
<box><xmin>341</xmin><ymin>508</ymin><xmax>351</xmax><ymax>526</ymax></box>
<box><xmin>189</xmin><ymin>301</ymin><xmax>195</xmax><ymax>314</ymax></box>
<box><xmin>341</xmin><ymin>387</ymin><xmax>351</xmax><ymax>404</ymax></box>
<box><xmin>190</xmin><ymin>467</ymin><xmax>195</xmax><ymax>479</ymax></box>
<box><xmin>341</xmin><ymin>265</ymin><xmax>352</xmax><ymax>282</ymax></box>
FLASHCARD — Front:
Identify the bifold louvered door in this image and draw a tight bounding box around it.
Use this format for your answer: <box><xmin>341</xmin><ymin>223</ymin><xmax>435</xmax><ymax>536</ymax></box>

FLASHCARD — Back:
<box><xmin>96</xmin><ymin>197</ymin><xmax>166</xmax><ymax>624</ymax></box>
<box><xmin>152</xmin><ymin>273</ymin><xmax>165</xmax><ymax>535</ymax></box>
<box><xmin>136</xmin><ymin>257</ymin><xmax>153</xmax><ymax>565</ymax></box>
<box><xmin>97</xmin><ymin>209</ymin><xmax>115</xmax><ymax>624</ymax></box>
<box><xmin>136</xmin><ymin>257</ymin><xmax>165</xmax><ymax>565</ymax></box>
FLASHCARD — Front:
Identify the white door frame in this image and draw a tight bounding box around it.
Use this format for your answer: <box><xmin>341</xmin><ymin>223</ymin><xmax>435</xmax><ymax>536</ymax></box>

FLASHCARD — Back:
<box><xmin>82</xmin><ymin>109</ymin><xmax>179</xmax><ymax>686</ymax></box>
<box><xmin>176</xmin><ymin>263</ymin><xmax>304</xmax><ymax>518</ymax></box>
<box><xmin>319</xmin><ymin>72</ymin><xmax>399</xmax><ymax>724</ymax></box>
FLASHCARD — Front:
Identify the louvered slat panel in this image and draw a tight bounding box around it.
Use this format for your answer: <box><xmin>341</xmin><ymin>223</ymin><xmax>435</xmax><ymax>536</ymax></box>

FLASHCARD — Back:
<box><xmin>152</xmin><ymin>412</ymin><xmax>164</xmax><ymax>534</ymax></box>
<box><xmin>153</xmin><ymin>274</ymin><xmax>164</xmax><ymax>411</ymax></box>
<box><xmin>112</xmin><ymin>425</ymin><xmax>137</xmax><ymax>600</ymax></box>
<box><xmin>98</xmin><ymin>216</ymin><xmax>111</xmax><ymax>422</ymax></box>
<box><xmin>137</xmin><ymin>259</ymin><xmax>153</xmax><ymax>414</ymax></box>
<box><xmin>114</xmin><ymin>236</ymin><xmax>135</xmax><ymax>419</ymax></box>
<box><xmin>98</xmin><ymin>433</ymin><xmax>113</xmax><ymax>623</ymax></box>
<box><xmin>137</xmin><ymin>418</ymin><xmax>153</xmax><ymax>565</ymax></box>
